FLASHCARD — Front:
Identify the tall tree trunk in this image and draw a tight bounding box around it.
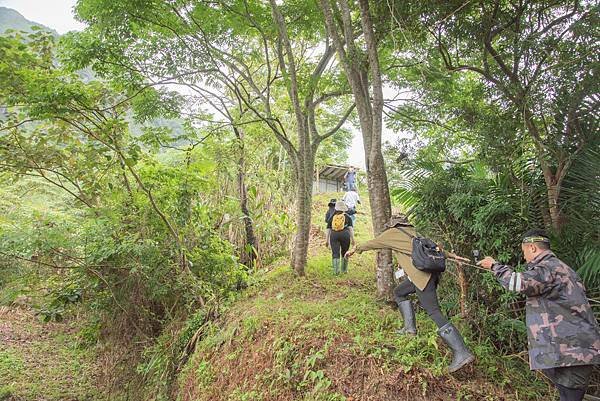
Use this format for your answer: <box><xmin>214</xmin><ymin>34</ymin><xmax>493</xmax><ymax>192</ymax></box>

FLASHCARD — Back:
<box><xmin>523</xmin><ymin>109</ymin><xmax>565</xmax><ymax>233</ymax></box>
<box><xmin>234</xmin><ymin>127</ymin><xmax>258</xmax><ymax>267</ymax></box>
<box><xmin>546</xmin><ymin>181</ymin><xmax>561</xmax><ymax>232</ymax></box>
<box><xmin>320</xmin><ymin>0</ymin><xmax>394</xmax><ymax>298</ymax></box>
<box><xmin>366</xmin><ymin>151</ymin><xmax>394</xmax><ymax>297</ymax></box>
<box><xmin>360</xmin><ymin>0</ymin><xmax>394</xmax><ymax>298</ymax></box>
<box><xmin>356</xmin><ymin>91</ymin><xmax>394</xmax><ymax>297</ymax></box>
<box><xmin>269</xmin><ymin>0</ymin><xmax>349</xmax><ymax>277</ymax></box>
<box><xmin>292</xmin><ymin>155</ymin><xmax>314</xmax><ymax>276</ymax></box>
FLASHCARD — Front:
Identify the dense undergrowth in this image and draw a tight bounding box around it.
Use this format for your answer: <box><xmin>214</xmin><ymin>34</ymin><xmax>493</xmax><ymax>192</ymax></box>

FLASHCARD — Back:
<box><xmin>176</xmin><ymin>262</ymin><xmax>552</xmax><ymax>401</ymax></box>
<box><xmin>0</xmin><ymin>192</ymin><xmax>560</xmax><ymax>401</ymax></box>
<box><xmin>172</xmin><ymin>195</ymin><xmax>554</xmax><ymax>401</ymax></box>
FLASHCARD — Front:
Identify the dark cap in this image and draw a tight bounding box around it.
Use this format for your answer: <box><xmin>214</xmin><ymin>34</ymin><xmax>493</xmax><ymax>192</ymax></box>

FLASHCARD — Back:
<box><xmin>521</xmin><ymin>229</ymin><xmax>550</xmax><ymax>244</ymax></box>
<box><xmin>328</xmin><ymin>198</ymin><xmax>337</xmax><ymax>207</ymax></box>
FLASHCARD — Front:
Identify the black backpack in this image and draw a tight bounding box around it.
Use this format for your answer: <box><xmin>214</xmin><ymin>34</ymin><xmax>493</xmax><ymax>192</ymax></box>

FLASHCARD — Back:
<box><xmin>397</xmin><ymin>227</ymin><xmax>446</xmax><ymax>273</ymax></box>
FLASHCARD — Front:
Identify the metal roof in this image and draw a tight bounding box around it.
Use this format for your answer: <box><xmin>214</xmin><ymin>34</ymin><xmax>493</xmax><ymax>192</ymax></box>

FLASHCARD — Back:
<box><xmin>317</xmin><ymin>164</ymin><xmax>358</xmax><ymax>181</ymax></box>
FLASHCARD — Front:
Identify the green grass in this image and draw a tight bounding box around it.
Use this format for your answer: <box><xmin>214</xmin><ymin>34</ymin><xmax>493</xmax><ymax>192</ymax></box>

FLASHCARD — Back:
<box><xmin>0</xmin><ymin>349</ymin><xmax>25</xmax><ymax>380</ymax></box>
<box><xmin>0</xmin><ymin>190</ymin><xmax>555</xmax><ymax>401</ymax></box>
<box><xmin>0</xmin><ymin>254</ymin><xmax>103</xmax><ymax>400</ymax></box>
<box><xmin>0</xmin><ymin>311</ymin><xmax>104</xmax><ymax>401</ymax></box>
<box><xmin>177</xmin><ymin>197</ymin><xmax>552</xmax><ymax>400</ymax></box>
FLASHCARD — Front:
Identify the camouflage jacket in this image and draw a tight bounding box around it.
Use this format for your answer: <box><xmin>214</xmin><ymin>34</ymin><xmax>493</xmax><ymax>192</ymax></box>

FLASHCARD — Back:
<box><xmin>492</xmin><ymin>250</ymin><xmax>600</xmax><ymax>370</ymax></box>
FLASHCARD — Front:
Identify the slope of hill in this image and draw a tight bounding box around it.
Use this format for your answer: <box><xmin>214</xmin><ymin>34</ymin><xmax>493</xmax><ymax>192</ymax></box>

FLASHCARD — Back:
<box><xmin>173</xmin><ymin>193</ymin><xmax>552</xmax><ymax>401</ymax></box>
<box><xmin>0</xmin><ymin>7</ymin><xmax>57</xmax><ymax>34</ymax></box>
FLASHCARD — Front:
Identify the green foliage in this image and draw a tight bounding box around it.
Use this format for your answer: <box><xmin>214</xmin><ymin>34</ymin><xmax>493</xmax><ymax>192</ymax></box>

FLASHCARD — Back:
<box><xmin>178</xmin><ymin>251</ymin><xmax>550</xmax><ymax>400</ymax></box>
<box><xmin>383</xmin><ymin>1</ymin><xmax>599</xmax><ymax>350</ymax></box>
<box><xmin>195</xmin><ymin>360</ymin><xmax>215</xmax><ymax>389</ymax></box>
<box><xmin>0</xmin><ymin>28</ymin><xmax>270</xmax><ymax>399</ymax></box>
<box><xmin>401</xmin><ymin>164</ymin><xmax>532</xmax><ymax>262</ymax></box>
<box><xmin>1</xmin><ymin>1</ymin><xmax>596</xmax><ymax>399</ymax></box>
<box><xmin>0</xmin><ymin>385</ymin><xmax>16</xmax><ymax>401</ymax></box>
<box><xmin>391</xmin><ymin>152</ymin><xmax>599</xmax><ymax>352</ymax></box>
<box><xmin>38</xmin><ymin>284</ymin><xmax>82</xmax><ymax>322</ymax></box>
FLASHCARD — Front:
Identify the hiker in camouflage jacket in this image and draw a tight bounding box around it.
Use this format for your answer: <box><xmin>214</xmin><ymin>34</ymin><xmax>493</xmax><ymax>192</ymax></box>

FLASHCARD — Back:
<box><xmin>478</xmin><ymin>229</ymin><xmax>600</xmax><ymax>401</ymax></box>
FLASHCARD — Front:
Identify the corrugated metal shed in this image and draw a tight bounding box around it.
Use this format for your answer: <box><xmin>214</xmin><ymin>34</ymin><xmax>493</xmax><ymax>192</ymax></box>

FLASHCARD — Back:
<box><xmin>318</xmin><ymin>164</ymin><xmax>348</xmax><ymax>180</ymax></box>
<box><xmin>313</xmin><ymin>164</ymin><xmax>359</xmax><ymax>193</ymax></box>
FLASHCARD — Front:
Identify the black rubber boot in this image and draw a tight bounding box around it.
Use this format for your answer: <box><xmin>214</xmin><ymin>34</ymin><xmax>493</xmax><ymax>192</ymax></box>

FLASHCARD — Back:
<box><xmin>557</xmin><ymin>384</ymin><xmax>586</xmax><ymax>401</ymax></box>
<box><xmin>437</xmin><ymin>323</ymin><xmax>475</xmax><ymax>373</ymax></box>
<box><xmin>332</xmin><ymin>258</ymin><xmax>340</xmax><ymax>275</ymax></box>
<box><xmin>341</xmin><ymin>258</ymin><xmax>348</xmax><ymax>274</ymax></box>
<box><xmin>395</xmin><ymin>300</ymin><xmax>417</xmax><ymax>336</ymax></box>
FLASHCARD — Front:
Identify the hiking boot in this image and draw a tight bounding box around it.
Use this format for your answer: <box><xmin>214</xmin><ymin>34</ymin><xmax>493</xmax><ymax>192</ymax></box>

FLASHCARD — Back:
<box><xmin>332</xmin><ymin>258</ymin><xmax>340</xmax><ymax>275</ymax></box>
<box><xmin>437</xmin><ymin>323</ymin><xmax>475</xmax><ymax>373</ymax></box>
<box><xmin>341</xmin><ymin>257</ymin><xmax>348</xmax><ymax>274</ymax></box>
<box><xmin>395</xmin><ymin>300</ymin><xmax>417</xmax><ymax>336</ymax></box>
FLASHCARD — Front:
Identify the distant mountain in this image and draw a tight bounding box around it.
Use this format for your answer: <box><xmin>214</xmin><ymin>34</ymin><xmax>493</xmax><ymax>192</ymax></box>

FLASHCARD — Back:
<box><xmin>0</xmin><ymin>7</ymin><xmax>57</xmax><ymax>35</ymax></box>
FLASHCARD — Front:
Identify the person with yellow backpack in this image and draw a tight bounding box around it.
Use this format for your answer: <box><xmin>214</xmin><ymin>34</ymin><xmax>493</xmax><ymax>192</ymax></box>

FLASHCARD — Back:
<box><xmin>325</xmin><ymin>201</ymin><xmax>355</xmax><ymax>275</ymax></box>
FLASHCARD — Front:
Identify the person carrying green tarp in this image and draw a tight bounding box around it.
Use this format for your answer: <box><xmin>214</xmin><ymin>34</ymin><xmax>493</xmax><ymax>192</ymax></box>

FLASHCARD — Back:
<box><xmin>346</xmin><ymin>214</ymin><xmax>475</xmax><ymax>373</ymax></box>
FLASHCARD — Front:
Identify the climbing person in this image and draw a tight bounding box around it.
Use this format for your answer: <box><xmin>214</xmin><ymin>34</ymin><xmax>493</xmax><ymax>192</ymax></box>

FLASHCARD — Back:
<box><xmin>342</xmin><ymin>189</ymin><xmax>361</xmax><ymax>225</ymax></box>
<box><xmin>343</xmin><ymin>166</ymin><xmax>357</xmax><ymax>191</ymax></box>
<box><xmin>325</xmin><ymin>201</ymin><xmax>355</xmax><ymax>275</ymax></box>
<box><xmin>345</xmin><ymin>214</ymin><xmax>475</xmax><ymax>373</ymax></box>
<box><xmin>477</xmin><ymin>229</ymin><xmax>600</xmax><ymax>401</ymax></box>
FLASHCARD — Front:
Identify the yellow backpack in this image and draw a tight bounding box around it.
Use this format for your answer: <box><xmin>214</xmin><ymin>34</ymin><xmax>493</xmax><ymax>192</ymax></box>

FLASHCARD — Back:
<box><xmin>331</xmin><ymin>213</ymin><xmax>346</xmax><ymax>231</ymax></box>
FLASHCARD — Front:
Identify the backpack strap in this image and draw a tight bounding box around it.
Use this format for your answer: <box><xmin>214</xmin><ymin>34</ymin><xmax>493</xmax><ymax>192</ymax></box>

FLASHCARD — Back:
<box><xmin>393</xmin><ymin>226</ymin><xmax>414</xmax><ymax>258</ymax></box>
<box><xmin>396</xmin><ymin>226</ymin><xmax>428</xmax><ymax>241</ymax></box>
<box><xmin>396</xmin><ymin>226</ymin><xmax>415</xmax><ymax>239</ymax></box>
<box><xmin>343</xmin><ymin>213</ymin><xmax>350</xmax><ymax>229</ymax></box>
<box><xmin>397</xmin><ymin>227</ymin><xmax>443</xmax><ymax>254</ymax></box>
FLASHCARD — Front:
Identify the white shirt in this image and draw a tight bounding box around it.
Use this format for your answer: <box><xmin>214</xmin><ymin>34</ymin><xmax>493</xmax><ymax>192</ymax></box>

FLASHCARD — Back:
<box><xmin>342</xmin><ymin>191</ymin><xmax>360</xmax><ymax>209</ymax></box>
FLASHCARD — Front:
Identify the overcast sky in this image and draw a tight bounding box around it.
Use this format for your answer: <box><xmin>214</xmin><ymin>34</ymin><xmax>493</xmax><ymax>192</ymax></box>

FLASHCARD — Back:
<box><xmin>0</xmin><ymin>0</ymin><xmax>405</xmax><ymax>169</ymax></box>
<box><xmin>0</xmin><ymin>0</ymin><xmax>85</xmax><ymax>33</ymax></box>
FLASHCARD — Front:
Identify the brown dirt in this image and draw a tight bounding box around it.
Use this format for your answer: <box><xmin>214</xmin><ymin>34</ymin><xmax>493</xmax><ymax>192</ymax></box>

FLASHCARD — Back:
<box><xmin>309</xmin><ymin>224</ymin><xmax>326</xmax><ymax>257</ymax></box>
<box><xmin>177</xmin><ymin>322</ymin><xmax>539</xmax><ymax>401</ymax></box>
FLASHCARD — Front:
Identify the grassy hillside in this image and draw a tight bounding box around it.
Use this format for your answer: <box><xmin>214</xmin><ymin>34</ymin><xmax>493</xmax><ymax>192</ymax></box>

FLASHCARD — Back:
<box><xmin>0</xmin><ymin>189</ymin><xmax>556</xmax><ymax>400</ymax></box>
<box><xmin>174</xmin><ymin>193</ymin><xmax>553</xmax><ymax>401</ymax></box>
